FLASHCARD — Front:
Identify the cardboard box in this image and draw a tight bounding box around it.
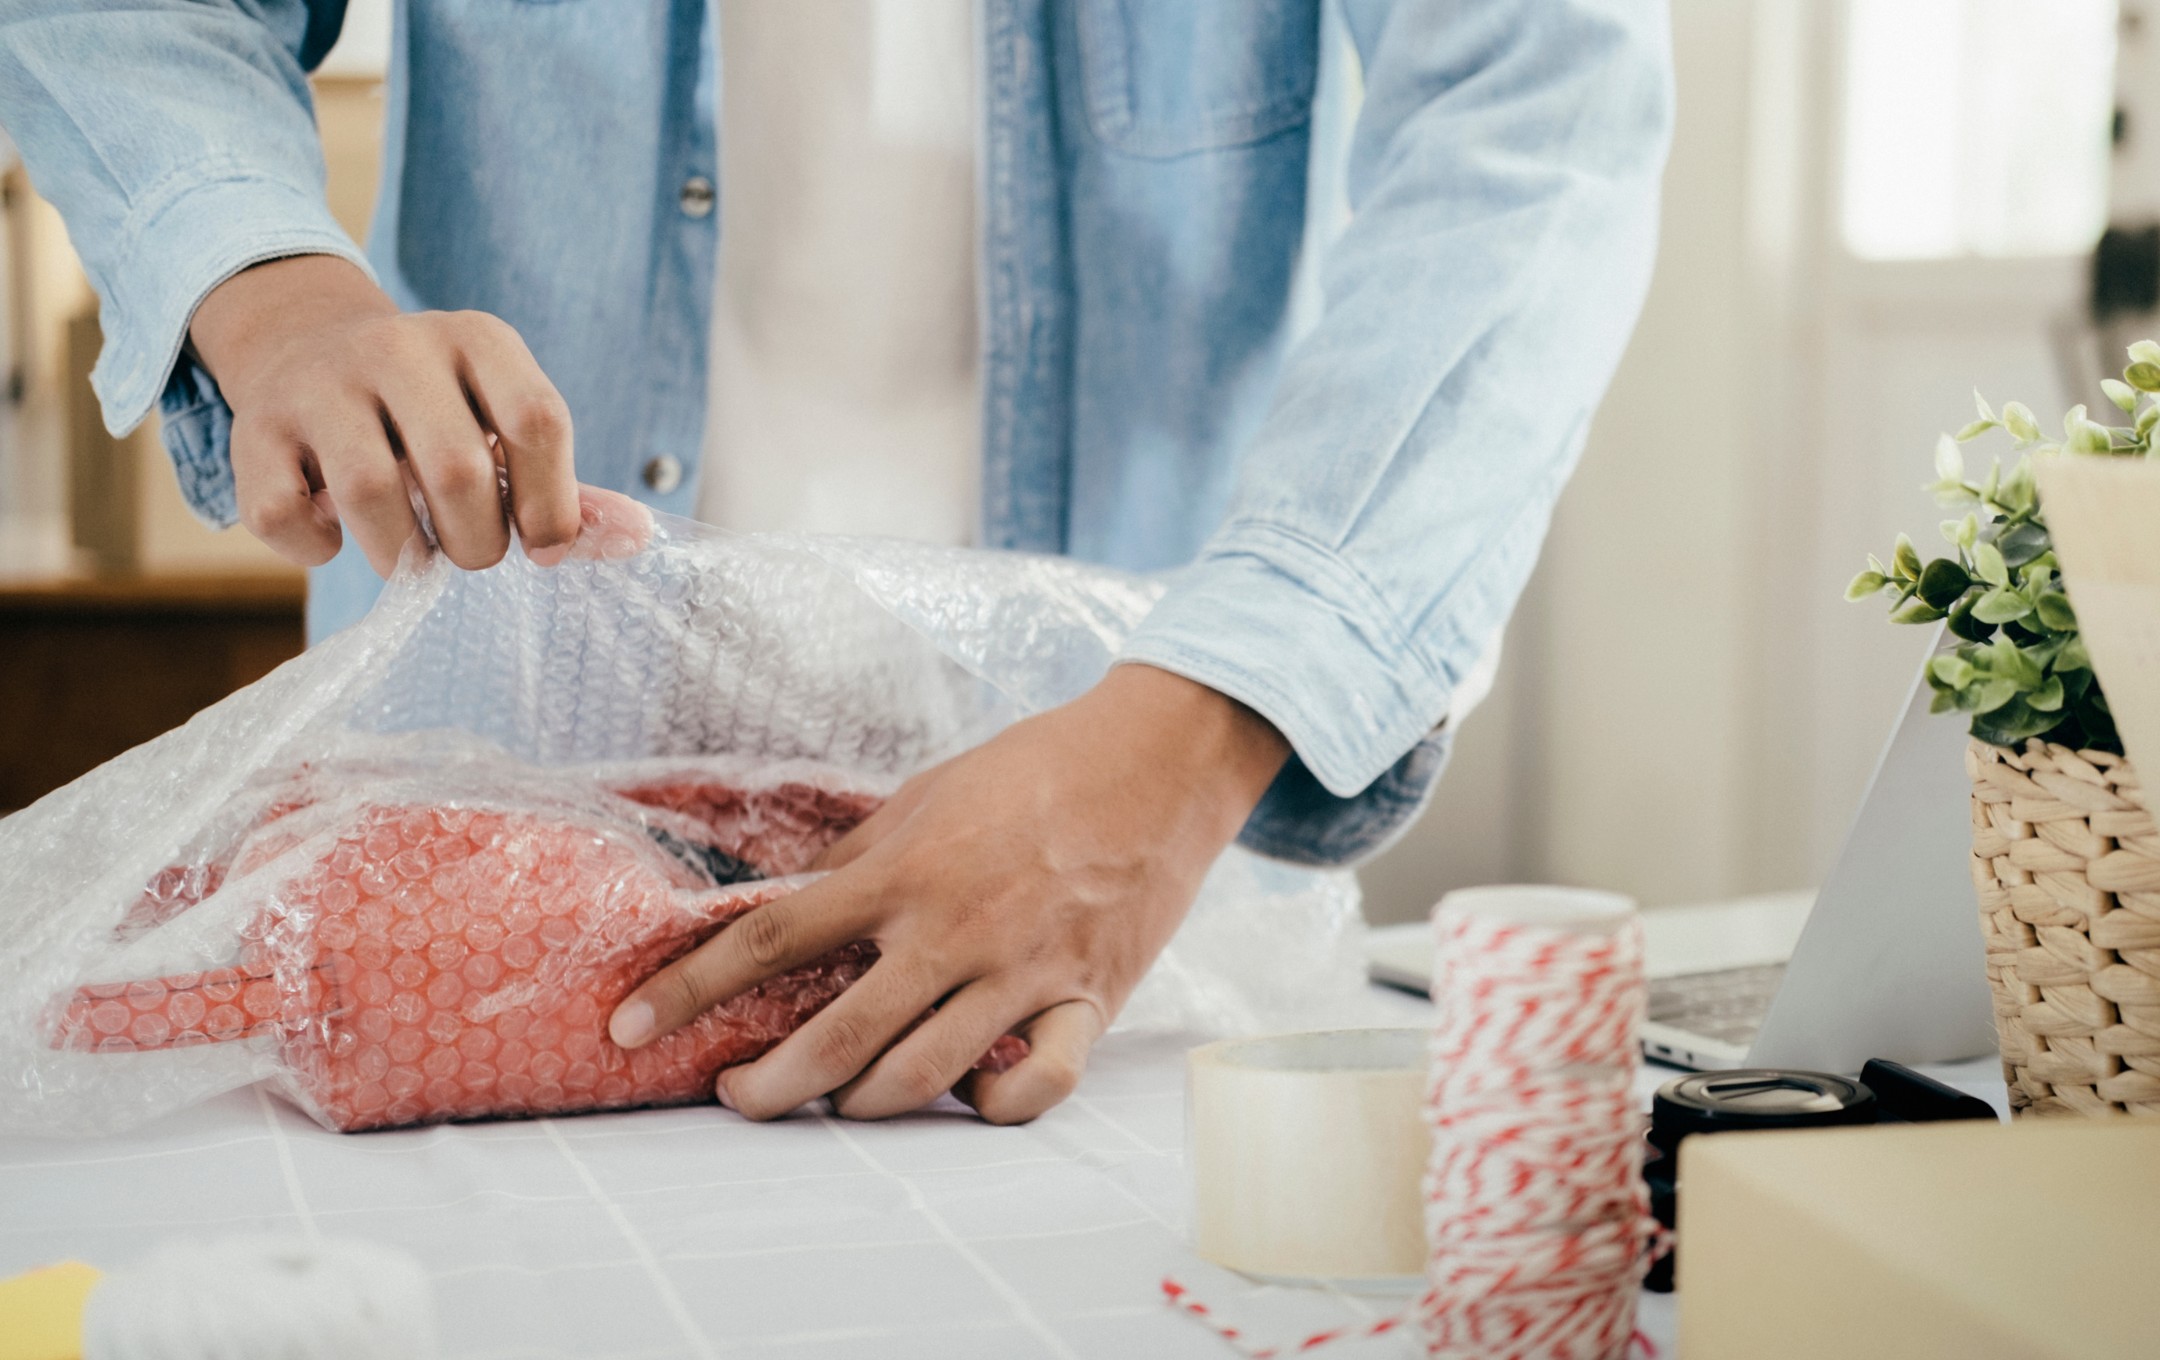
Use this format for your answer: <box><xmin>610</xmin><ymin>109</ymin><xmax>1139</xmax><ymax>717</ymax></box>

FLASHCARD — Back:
<box><xmin>1678</xmin><ymin>1119</ymin><xmax>2160</xmax><ymax>1359</ymax></box>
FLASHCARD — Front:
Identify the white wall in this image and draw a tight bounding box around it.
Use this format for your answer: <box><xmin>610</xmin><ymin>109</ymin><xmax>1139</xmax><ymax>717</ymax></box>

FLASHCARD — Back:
<box><xmin>1359</xmin><ymin>0</ymin><xmax>2093</xmax><ymax>923</ymax></box>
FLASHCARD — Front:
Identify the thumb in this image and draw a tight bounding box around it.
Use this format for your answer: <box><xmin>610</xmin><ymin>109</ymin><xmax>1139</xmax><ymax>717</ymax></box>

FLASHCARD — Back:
<box><xmin>569</xmin><ymin>484</ymin><xmax>655</xmax><ymax>561</ymax></box>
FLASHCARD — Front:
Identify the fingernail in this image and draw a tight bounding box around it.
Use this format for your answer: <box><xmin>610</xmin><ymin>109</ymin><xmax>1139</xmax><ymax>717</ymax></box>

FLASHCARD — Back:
<box><xmin>714</xmin><ymin>1076</ymin><xmax>738</xmax><ymax>1112</ymax></box>
<box><xmin>528</xmin><ymin>541</ymin><xmax>569</xmax><ymax>568</ymax></box>
<box><xmin>609</xmin><ymin>1000</ymin><xmax>653</xmax><ymax>1048</ymax></box>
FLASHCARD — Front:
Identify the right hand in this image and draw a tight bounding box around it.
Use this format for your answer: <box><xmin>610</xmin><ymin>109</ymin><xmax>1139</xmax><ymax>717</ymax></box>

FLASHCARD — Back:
<box><xmin>189</xmin><ymin>254</ymin><xmax>581</xmax><ymax>577</ymax></box>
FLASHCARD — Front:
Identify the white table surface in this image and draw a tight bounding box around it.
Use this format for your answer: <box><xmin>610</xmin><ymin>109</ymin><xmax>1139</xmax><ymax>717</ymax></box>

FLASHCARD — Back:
<box><xmin>0</xmin><ymin>984</ymin><xmax>2002</xmax><ymax>1360</ymax></box>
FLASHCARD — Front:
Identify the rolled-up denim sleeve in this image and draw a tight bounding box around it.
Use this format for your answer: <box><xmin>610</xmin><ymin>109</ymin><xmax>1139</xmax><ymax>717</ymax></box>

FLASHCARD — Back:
<box><xmin>1119</xmin><ymin>0</ymin><xmax>1674</xmax><ymax>866</ymax></box>
<box><xmin>0</xmin><ymin>0</ymin><xmax>372</xmax><ymax>527</ymax></box>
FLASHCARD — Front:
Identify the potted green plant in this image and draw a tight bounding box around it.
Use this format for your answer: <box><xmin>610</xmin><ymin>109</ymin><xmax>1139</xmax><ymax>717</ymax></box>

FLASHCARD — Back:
<box><xmin>1849</xmin><ymin>343</ymin><xmax>2160</xmax><ymax>1118</ymax></box>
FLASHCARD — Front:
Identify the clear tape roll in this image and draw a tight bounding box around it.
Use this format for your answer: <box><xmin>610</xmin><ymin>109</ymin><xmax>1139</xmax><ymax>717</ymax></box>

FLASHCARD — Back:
<box><xmin>1186</xmin><ymin>1027</ymin><xmax>1431</xmax><ymax>1283</ymax></box>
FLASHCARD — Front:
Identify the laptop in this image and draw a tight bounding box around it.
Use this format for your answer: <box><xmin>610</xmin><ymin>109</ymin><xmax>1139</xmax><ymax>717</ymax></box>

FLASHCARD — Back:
<box><xmin>1366</xmin><ymin>646</ymin><xmax>1999</xmax><ymax>1073</ymax></box>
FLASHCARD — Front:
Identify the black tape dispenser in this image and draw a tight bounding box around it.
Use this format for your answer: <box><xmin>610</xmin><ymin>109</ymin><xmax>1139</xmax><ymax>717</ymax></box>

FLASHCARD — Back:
<box><xmin>1643</xmin><ymin>1059</ymin><xmax>1996</xmax><ymax>1292</ymax></box>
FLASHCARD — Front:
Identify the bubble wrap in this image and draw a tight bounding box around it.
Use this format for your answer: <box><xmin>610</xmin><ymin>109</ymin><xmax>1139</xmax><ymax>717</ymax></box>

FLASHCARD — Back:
<box><xmin>0</xmin><ymin>517</ymin><xmax>1364</xmax><ymax>1135</ymax></box>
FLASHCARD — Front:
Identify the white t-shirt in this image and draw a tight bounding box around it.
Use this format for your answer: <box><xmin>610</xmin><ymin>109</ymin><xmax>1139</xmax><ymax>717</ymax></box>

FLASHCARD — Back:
<box><xmin>695</xmin><ymin>0</ymin><xmax>981</xmax><ymax>545</ymax></box>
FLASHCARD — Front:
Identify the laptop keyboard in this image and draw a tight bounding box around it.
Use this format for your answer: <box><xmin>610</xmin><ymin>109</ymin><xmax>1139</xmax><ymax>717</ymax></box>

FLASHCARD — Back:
<box><xmin>1647</xmin><ymin>963</ymin><xmax>1787</xmax><ymax>1047</ymax></box>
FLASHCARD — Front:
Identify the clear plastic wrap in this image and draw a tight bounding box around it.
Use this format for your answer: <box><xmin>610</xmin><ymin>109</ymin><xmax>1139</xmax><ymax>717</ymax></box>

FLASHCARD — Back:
<box><xmin>0</xmin><ymin>510</ymin><xmax>1364</xmax><ymax>1135</ymax></box>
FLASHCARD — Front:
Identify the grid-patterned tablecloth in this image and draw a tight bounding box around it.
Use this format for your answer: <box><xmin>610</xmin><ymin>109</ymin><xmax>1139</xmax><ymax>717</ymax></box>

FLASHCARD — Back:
<box><xmin>19</xmin><ymin>990</ymin><xmax>2029</xmax><ymax>1356</ymax></box>
<box><xmin>0</xmin><ymin>1012</ymin><xmax>2009</xmax><ymax>1359</ymax></box>
<box><xmin>5</xmin><ymin>1017</ymin><xmax>1533</xmax><ymax>1360</ymax></box>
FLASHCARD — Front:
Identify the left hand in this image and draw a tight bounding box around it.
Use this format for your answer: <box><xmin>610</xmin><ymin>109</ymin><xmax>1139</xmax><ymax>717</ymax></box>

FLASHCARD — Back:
<box><xmin>607</xmin><ymin>663</ymin><xmax>1290</xmax><ymax>1123</ymax></box>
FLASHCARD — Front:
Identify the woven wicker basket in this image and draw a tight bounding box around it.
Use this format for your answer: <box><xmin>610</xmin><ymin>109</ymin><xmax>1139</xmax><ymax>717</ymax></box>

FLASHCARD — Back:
<box><xmin>1968</xmin><ymin>739</ymin><xmax>2160</xmax><ymax>1116</ymax></box>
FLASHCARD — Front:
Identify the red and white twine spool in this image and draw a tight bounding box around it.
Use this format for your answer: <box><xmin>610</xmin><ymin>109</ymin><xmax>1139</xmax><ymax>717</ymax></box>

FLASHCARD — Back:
<box><xmin>1166</xmin><ymin>886</ymin><xmax>1660</xmax><ymax>1359</ymax></box>
<box><xmin>1414</xmin><ymin>887</ymin><xmax>1659</xmax><ymax>1359</ymax></box>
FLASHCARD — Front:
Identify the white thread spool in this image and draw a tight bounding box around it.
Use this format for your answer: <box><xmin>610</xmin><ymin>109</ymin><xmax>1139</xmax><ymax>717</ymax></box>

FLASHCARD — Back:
<box><xmin>81</xmin><ymin>1234</ymin><xmax>436</xmax><ymax>1360</ymax></box>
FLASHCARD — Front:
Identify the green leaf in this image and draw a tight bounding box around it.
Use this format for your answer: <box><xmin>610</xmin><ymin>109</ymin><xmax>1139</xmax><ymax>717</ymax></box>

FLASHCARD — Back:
<box><xmin>1934</xmin><ymin>434</ymin><xmax>1963</xmax><ymax>481</ymax></box>
<box><xmin>2063</xmin><ymin>405</ymin><xmax>2111</xmax><ymax>455</ymax></box>
<box><xmin>1981</xmin><ymin>458</ymin><xmax>2003</xmax><ymax>502</ymax></box>
<box><xmin>2034</xmin><ymin>591</ymin><xmax>2077</xmax><ymax>631</ymax></box>
<box><xmin>1975</xmin><ymin>389</ymin><xmax>1997</xmax><ymax>423</ymax></box>
<box><xmin>1845</xmin><ymin>569</ymin><xmax>1890</xmax><ymax>601</ymax></box>
<box><xmin>1999</xmin><ymin>459</ymin><xmax>2037</xmax><ymax>513</ymax></box>
<box><xmin>1989</xmin><ymin>636</ymin><xmax>2045</xmax><ymax>688</ymax></box>
<box><xmin>1946</xmin><ymin>595</ymin><xmax>1996</xmax><ymax>643</ymax></box>
<box><xmin>2126</xmin><ymin>361</ymin><xmax>2160</xmax><ymax>393</ymax></box>
<box><xmin>1972</xmin><ymin>540</ymin><xmax>2008</xmax><ymax>586</ymax></box>
<box><xmin>1954</xmin><ymin>418</ymin><xmax>1997</xmax><ymax>442</ymax></box>
<box><xmin>1996</xmin><ymin>520</ymin><xmax>2049</xmax><ymax>568</ymax></box>
<box><xmin>1972</xmin><ymin>587</ymin><xmax>2031</xmax><ymax>624</ymax></box>
<box><xmin>1915</xmin><ymin>556</ymin><xmax>1972</xmax><ymax>609</ymax></box>
<box><xmin>2021</xmin><ymin>635</ymin><xmax>2066</xmax><ymax>669</ymax></box>
<box><xmin>1930</xmin><ymin>687</ymin><xmax>1960</xmax><ymax>715</ymax></box>
<box><xmin>1893</xmin><ymin>533</ymin><xmax>1922</xmax><ymax>581</ymax></box>
<box><xmin>1931</xmin><ymin>653</ymin><xmax>1978</xmax><ymax>689</ymax></box>
<box><xmin>2103</xmin><ymin>378</ymin><xmax>2139</xmax><ymax>413</ymax></box>
<box><xmin>1889</xmin><ymin>598</ymin><xmax>1947</xmax><ymax>625</ymax></box>
<box><xmin>2028</xmin><ymin>676</ymin><xmax>2065</xmax><ymax>712</ymax></box>
<box><xmin>1972</xmin><ymin>698</ymin><xmax>2059</xmax><ymax>745</ymax></box>
<box><xmin>2130</xmin><ymin>340</ymin><xmax>2160</xmax><ymax>368</ymax></box>
<box><xmin>2004</xmin><ymin>401</ymin><xmax>2042</xmax><ymax>442</ymax></box>
<box><xmin>2139</xmin><ymin>405</ymin><xmax>2159</xmax><ymax>437</ymax></box>
<box><xmin>1965</xmin><ymin>678</ymin><xmax>2019</xmax><ymax>714</ymax></box>
<box><xmin>2058</xmin><ymin>634</ymin><xmax>2092</xmax><ymax>671</ymax></box>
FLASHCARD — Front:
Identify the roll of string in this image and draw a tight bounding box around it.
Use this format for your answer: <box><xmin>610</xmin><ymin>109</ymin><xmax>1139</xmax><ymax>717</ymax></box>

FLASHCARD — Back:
<box><xmin>1415</xmin><ymin>886</ymin><xmax>1660</xmax><ymax>1359</ymax></box>
<box><xmin>1164</xmin><ymin>885</ymin><xmax>1662</xmax><ymax>1359</ymax></box>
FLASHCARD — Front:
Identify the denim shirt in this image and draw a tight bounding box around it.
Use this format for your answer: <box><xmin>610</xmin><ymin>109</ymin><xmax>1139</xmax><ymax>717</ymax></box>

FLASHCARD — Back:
<box><xmin>0</xmin><ymin>0</ymin><xmax>1672</xmax><ymax>867</ymax></box>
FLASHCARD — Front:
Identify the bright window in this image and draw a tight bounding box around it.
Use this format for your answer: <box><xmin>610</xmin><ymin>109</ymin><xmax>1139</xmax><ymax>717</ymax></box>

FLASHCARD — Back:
<box><xmin>1842</xmin><ymin>0</ymin><xmax>2118</xmax><ymax>260</ymax></box>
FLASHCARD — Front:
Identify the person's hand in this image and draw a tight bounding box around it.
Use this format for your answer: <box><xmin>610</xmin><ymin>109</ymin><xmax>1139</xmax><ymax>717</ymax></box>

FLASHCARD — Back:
<box><xmin>608</xmin><ymin>663</ymin><xmax>1291</xmax><ymax>1124</ymax></box>
<box><xmin>189</xmin><ymin>254</ymin><xmax>580</xmax><ymax>577</ymax></box>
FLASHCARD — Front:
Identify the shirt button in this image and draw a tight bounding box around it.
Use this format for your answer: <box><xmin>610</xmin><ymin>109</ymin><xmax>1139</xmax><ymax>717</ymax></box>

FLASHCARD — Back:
<box><xmin>678</xmin><ymin>176</ymin><xmax>715</xmax><ymax>219</ymax></box>
<box><xmin>641</xmin><ymin>456</ymin><xmax>683</xmax><ymax>495</ymax></box>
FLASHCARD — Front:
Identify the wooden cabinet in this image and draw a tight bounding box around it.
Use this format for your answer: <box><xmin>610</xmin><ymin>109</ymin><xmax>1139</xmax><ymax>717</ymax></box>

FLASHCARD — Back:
<box><xmin>0</xmin><ymin>574</ymin><xmax>304</xmax><ymax>812</ymax></box>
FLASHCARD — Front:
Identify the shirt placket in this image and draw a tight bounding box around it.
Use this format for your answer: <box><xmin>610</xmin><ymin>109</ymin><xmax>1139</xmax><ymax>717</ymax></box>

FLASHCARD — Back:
<box><xmin>628</xmin><ymin>0</ymin><xmax>722</xmax><ymax>515</ymax></box>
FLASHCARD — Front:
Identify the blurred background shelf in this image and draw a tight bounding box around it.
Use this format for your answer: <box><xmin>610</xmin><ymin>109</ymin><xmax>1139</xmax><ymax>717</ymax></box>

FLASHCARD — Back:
<box><xmin>0</xmin><ymin>572</ymin><xmax>304</xmax><ymax>813</ymax></box>
<box><xmin>0</xmin><ymin>571</ymin><xmax>304</xmax><ymax>613</ymax></box>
